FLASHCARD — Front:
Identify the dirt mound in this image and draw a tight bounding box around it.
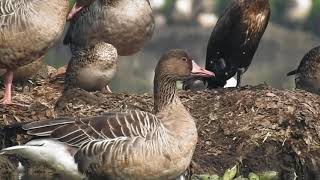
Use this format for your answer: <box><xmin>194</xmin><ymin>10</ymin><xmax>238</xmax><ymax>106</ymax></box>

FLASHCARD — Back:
<box><xmin>1</xmin><ymin>82</ymin><xmax>320</xmax><ymax>179</ymax></box>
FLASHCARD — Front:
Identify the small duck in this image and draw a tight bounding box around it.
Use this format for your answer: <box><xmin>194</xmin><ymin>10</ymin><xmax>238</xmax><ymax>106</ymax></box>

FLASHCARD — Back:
<box><xmin>184</xmin><ymin>0</ymin><xmax>270</xmax><ymax>89</ymax></box>
<box><xmin>287</xmin><ymin>46</ymin><xmax>320</xmax><ymax>95</ymax></box>
<box><xmin>2</xmin><ymin>49</ymin><xmax>214</xmax><ymax>179</ymax></box>
<box><xmin>64</xmin><ymin>42</ymin><xmax>118</xmax><ymax>92</ymax></box>
<box><xmin>64</xmin><ymin>0</ymin><xmax>155</xmax><ymax>56</ymax></box>
<box><xmin>0</xmin><ymin>0</ymin><xmax>70</xmax><ymax>104</ymax></box>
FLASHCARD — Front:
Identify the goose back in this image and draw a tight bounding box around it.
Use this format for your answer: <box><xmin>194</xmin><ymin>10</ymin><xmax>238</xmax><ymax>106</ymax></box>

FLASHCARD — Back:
<box><xmin>0</xmin><ymin>0</ymin><xmax>69</xmax><ymax>69</ymax></box>
<box><xmin>24</xmin><ymin>109</ymin><xmax>196</xmax><ymax>179</ymax></box>
<box><xmin>63</xmin><ymin>0</ymin><xmax>154</xmax><ymax>56</ymax></box>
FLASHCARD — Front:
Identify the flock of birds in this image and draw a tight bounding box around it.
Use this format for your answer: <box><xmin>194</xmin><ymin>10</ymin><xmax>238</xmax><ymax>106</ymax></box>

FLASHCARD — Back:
<box><xmin>0</xmin><ymin>0</ymin><xmax>319</xmax><ymax>179</ymax></box>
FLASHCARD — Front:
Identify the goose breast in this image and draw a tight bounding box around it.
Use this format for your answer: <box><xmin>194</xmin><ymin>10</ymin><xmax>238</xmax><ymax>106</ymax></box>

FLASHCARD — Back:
<box><xmin>0</xmin><ymin>0</ymin><xmax>69</xmax><ymax>69</ymax></box>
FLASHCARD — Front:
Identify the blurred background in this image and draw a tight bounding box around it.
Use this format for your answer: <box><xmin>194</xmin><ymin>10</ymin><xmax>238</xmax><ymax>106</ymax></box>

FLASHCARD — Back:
<box><xmin>47</xmin><ymin>0</ymin><xmax>320</xmax><ymax>93</ymax></box>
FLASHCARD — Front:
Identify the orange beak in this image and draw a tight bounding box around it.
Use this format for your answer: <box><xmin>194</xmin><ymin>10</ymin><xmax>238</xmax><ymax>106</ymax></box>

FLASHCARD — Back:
<box><xmin>191</xmin><ymin>60</ymin><xmax>215</xmax><ymax>77</ymax></box>
<box><xmin>67</xmin><ymin>2</ymin><xmax>83</xmax><ymax>21</ymax></box>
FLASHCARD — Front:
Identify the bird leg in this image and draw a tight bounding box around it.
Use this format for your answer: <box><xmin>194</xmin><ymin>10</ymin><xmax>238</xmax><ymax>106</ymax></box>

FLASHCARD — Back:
<box><xmin>236</xmin><ymin>67</ymin><xmax>246</xmax><ymax>88</ymax></box>
<box><xmin>1</xmin><ymin>70</ymin><xmax>13</xmax><ymax>105</ymax></box>
<box><xmin>101</xmin><ymin>85</ymin><xmax>112</xmax><ymax>93</ymax></box>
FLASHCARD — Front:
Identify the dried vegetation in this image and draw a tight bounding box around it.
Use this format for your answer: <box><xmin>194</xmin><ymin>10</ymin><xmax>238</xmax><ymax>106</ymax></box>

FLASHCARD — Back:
<box><xmin>0</xmin><ymin>78</ymin><xmax>320</xmax><ymax>179</ymax></box>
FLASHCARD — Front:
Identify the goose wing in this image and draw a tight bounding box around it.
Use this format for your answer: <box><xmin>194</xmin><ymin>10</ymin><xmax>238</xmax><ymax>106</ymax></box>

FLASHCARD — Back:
<box><xmin>0</xmin><ymin>0</ymin><xmax>28</xmax><ymax>32</ymax></box>
<box><xmin>23</xmin><ymin>110</ymin><xmax>161</xmax><ymax>147</ymax></box>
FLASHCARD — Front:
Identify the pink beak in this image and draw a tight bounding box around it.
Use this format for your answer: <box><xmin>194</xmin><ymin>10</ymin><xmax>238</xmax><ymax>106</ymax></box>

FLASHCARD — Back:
<box><xmin>67</xmin><ymin>2</ymin><xmax>83</xmax><ymax>21</ymax></box>
<box><xmin>191</xmin><ymin>60</ymin><xmax>215</xmax><ymax>77</ymax></box>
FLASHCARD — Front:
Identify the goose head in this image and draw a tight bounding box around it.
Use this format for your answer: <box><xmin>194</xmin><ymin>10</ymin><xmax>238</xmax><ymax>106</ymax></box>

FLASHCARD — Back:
<box><xmin>67</xmin><ymin>0</ymin><xmax>96</xmax><ymax>20</ymax></box>
<box><xmin>154</xmin><ymin>50</ymin><xmax>214</xmax><ymax>113</ymax></box>
<box><xmin>155</xmin><ymin>49</ymin><xmax>214</xmax><ymax>81</ymax></box>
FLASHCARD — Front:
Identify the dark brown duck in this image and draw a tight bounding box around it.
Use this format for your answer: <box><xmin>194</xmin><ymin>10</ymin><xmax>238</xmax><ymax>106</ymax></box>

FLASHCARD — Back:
<box><xmin>185</xmin><ymin>0</ymin><xmax>270</xmax><ymax>89</ymax></box>
<box><xmin>287</xmin><ymin>46</ymin><xmax>320</xmax><ymax>95</ymax></box>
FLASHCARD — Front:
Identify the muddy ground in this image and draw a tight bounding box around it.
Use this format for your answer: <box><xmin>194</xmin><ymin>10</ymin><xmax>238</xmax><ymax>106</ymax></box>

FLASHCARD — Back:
<box><xmin>0</xmin><ymin>80</ymin><xmax>320</xmax><ymax>179</ymax></box>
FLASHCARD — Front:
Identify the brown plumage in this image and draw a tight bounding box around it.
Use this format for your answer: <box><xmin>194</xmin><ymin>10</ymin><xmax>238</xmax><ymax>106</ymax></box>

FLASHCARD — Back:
<box><xmin>0</xmin><ymin>57</ymin><xmax>46</xmax><ymax>82</ymax></box>
<box><xmin>64</xmin><ymin>0</ymin><xmax>155</xmax><ymax>56</ymax></box>
<box><xmin>16</xmin><ymin>49</ymin><xmax>214</xmax><ymax>179</ymax></box>
<box><xmin>0</xmin><ymin>0</ymin><xmax>69</xmax><ymax>104</ymax></box>
<box><xmin>184</xmin><ymin>0</ymin><xmax>270</xmax><ymax>89</ymax></box>
<box><xmin>287</xmin><ymin>46</ymin><xmax>320</xmax><ymax>95</ymax></box>
<box><xmin>64</xmin><ymin>42</ymin><xmax>118</xmax><ymax>92</ymax></box>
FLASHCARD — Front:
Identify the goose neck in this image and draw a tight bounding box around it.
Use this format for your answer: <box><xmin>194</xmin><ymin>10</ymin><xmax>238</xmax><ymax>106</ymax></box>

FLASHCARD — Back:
<box><xmin>153</xmin><ymin>74</ymin><xmax>178</xmax><ymax>114</ymax></box>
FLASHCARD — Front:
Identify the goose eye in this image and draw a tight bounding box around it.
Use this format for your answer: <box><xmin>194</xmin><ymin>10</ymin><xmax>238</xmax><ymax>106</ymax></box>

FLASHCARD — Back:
<box><xmin>182</xmin><ymin>57</ymin><xmax>188</xmax><ymax>62</ymax></box>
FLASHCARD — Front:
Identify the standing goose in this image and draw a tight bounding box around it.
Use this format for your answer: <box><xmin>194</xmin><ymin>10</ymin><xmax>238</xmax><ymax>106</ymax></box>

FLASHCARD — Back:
<box><xmin>287</xmin><ymin>46</ymin><xmax>320</xmax><ymax>95</ymax></box>
<box><xmin>0</xmin><ymin>0</ymin><xmax>69</xmax><ymax>104</ymax></box>
<box><xmin>184</xmin><ymin>0</ymin><xmax>270</xmax><ymax>89</ymax></box>
<box><xmin>64</xmin><ymin>0</ymin><xmax>155</xmax><ymax>56</ymax></box>
<box><xmin>2</xmin><ymin>49</ymin><xmax>214</xmax><ymax>179</ymax></box>
<box><xmin>64</xmin><ymin>42</ymin><xmax>118</xmax><ymax>92</ymax></box>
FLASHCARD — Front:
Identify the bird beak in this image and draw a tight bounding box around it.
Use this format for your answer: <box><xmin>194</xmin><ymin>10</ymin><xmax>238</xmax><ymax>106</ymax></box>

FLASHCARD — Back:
<box><xmin>191</xmin><ymin>60</ymin><xmax>215</xmax><ymax>77</ymax></box>
<box><xmin>67</xmin><ymin>2</ymin><xmax>83</xmax><ymax>21</ymax></box>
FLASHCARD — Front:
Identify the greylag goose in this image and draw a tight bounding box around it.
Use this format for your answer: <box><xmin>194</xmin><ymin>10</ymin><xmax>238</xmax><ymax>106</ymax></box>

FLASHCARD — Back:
<box><xmin>184</xmin><ymin>0</ymin><xmax>270</xmax><ymax>89</ymax></box>
<box><xmin>287</xmin><ymin>46</ymin><xmax>320</xmax><ymax>95</ymax></box>
<box><xmin>64</xmin><ymin>42</ymin><xmax>118</xmax><ymax>92</ymax></box>
<box><xmin>64</xmin><ymin>0</ymin><xmax>155</xmax><ymax>56</ymax></box>
<box><xmin>1</xmin><ymin>49</ymin><xmax>214</xmax><ymax>179</ymax></box>
<box><xmin>0</xmin><ymin>0</ymin><xmax>69</xmax><ymax>104</ymax></box>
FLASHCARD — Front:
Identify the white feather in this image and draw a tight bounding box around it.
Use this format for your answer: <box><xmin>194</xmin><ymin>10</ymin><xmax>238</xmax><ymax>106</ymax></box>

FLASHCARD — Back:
<box><xmin>224</xmin><ymin>77</ymin><xmax>237</xmax><ymax>88</ymax></box>
<box><xmin>1</xmin><ymin>139</ymin><xmax>83</xmax><ymax>179</ymax></box>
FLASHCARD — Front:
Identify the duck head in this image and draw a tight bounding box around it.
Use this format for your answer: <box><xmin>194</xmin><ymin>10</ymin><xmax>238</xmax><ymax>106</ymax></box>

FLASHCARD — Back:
<box><xmin>67</xmin><ymin>0</ymin><xmax>96</xmax><ymax>20</ymax></box>
<box><xmin>155</xmin><ymin>49</ymin><xmax>215</xmax><ymax>81</ymax></box>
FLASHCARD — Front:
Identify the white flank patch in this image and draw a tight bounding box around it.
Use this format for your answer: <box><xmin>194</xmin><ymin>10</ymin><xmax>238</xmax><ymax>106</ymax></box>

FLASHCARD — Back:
<box><xmin>224</xmin><ymin>77</ymin><xmax>237</xmax><ymax>88</ymax></box>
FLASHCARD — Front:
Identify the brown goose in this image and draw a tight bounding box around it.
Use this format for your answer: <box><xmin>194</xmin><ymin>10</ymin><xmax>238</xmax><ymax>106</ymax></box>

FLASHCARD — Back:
<box><xmin>64</xmin><ymin>42</ymin><xmax>118</xmax><ymax>92</ymax></box>
<box><xmin>2</xmin><ymin>49</ymin><xmax>214</xmax><ymax>179</ymax></box>
<box><xmin>287</xmin><ymin>46</ymin><xmax>320</xmax><ymax>95</ymax></box>
<box><xmin>64</xmin><ymin>0</ymin><xmax>155</xmax><ymax>56</ymax></box>
<box><xmin>0</xmin><ymin>0</ymin><xmax>69</xmax><ymax>104</ymax></box>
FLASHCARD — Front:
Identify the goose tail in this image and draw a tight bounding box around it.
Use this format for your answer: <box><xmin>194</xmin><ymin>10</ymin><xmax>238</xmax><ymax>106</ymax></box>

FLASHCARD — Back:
<box><xmin>1</xmin><ymin>139</ymin><xmax>83</xmax><ymax>179</ymax></box>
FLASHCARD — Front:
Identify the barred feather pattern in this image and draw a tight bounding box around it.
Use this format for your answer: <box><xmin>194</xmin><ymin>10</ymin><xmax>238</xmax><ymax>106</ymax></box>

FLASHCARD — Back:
<box><xmin>154</xmin><ymin>73</ymin><xmax>177</xmax><ymax>113</ymax></box>
<box><xmin>24</xmin><ymin>110</ymin><xmax>183</xmax><ymax>179</ymax></box>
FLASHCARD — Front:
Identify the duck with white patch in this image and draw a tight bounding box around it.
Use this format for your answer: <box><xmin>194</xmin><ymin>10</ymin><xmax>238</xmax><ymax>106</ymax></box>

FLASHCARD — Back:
<box><xmin>183</xmin><ymin>0</ymin><xmax>270</xmax><ymax>89</ymax></box>
<box><xmin>1</xmin><ymin>49</ymin><xmax>214</xmax><ymax>180</ymax></box>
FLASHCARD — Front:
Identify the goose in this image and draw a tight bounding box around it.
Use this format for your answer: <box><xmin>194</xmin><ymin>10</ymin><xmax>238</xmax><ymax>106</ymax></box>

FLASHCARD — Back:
<box><xmin>287</xmin><ymin>46</ymin><xmax>320</xmax><ymax>95</ymax></box>
<box><xmin>1</xmin><ymin>49</ymin><xmax>214</xmax><ymax>179</ymax></box>
<box><xmin>64</xmin><ymin>0</ymin><xmax>155</xmax><ymax>56</ymax></box>
<box><xmin>0</xmin><ymin>0</ymin><xmax>69</xmax><ymax>105</ymax></box>
<box><xmin>184</xmin><ymin>0</ymin><xmax>270</xmax><ymax>89</ymax></box>
<box><xmin>64</xmin><ymin>42</ymin><xmax>118</xmax><ymax>92</ymax></box>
